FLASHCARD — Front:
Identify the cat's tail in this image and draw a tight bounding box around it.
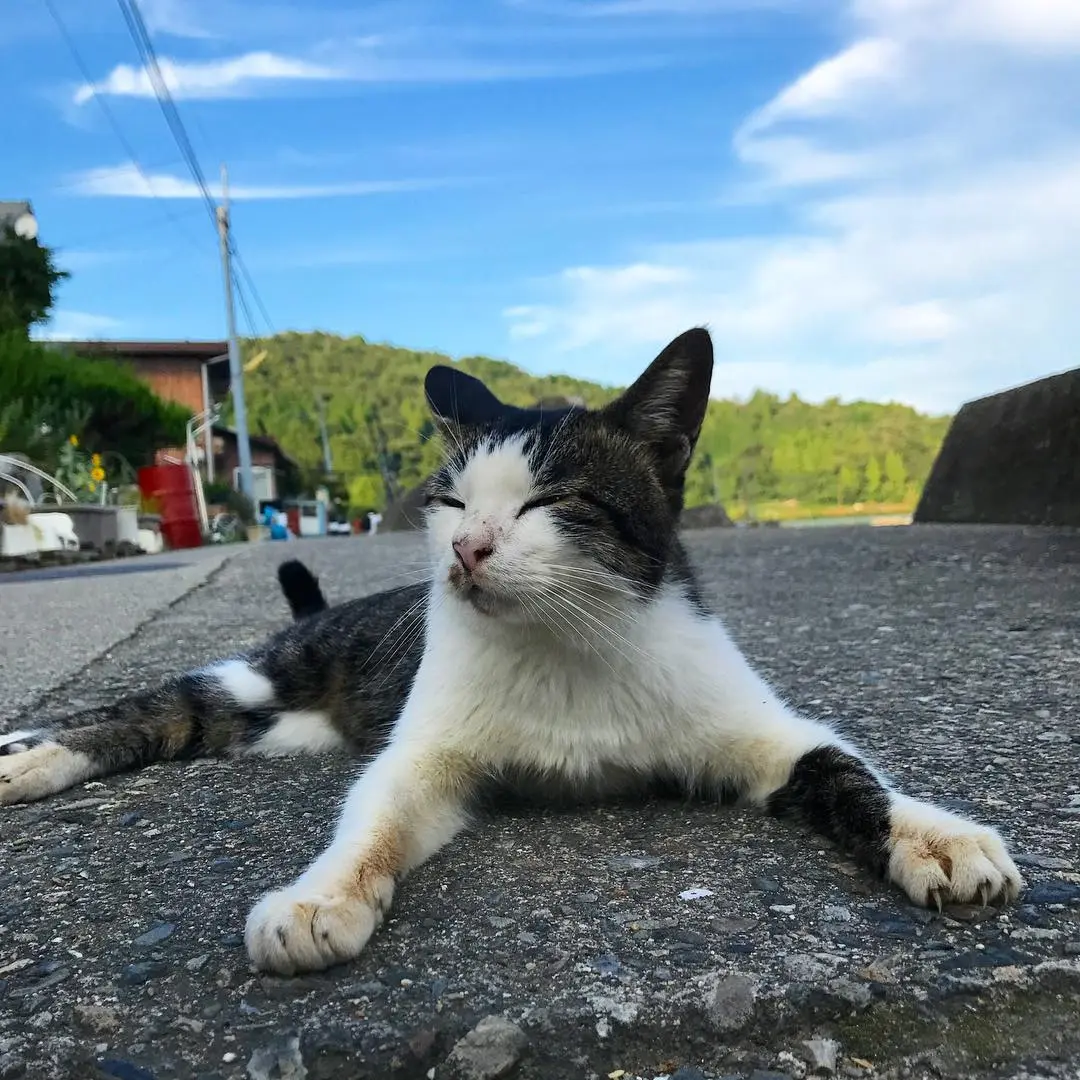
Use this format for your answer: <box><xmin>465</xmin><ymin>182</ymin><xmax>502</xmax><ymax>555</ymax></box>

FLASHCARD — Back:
<box><xmin>0</xmin><ymin>657</ymin><xmax>339</xmax><ymax>805</ymax></box>
<box><xmin>278</xmin><ymin>559</ymin><xmax>329</xmax><ymax>619</ymax></box>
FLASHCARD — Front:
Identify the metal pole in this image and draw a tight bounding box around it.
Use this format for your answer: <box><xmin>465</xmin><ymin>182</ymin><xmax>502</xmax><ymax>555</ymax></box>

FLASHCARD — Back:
<box><xmin>315</xmin><ymin>393</ymin><xmax>333</xmax><ymax>474</ymax></box>
<box><xmin>200</xmin><ymin>361</ymin><xmax>215</xmax><ymax>484</ymax></box>
<box><xmin>216</xmin><ymin>163</ymin><xmax>254</xmax><ymax>504</ymax></box>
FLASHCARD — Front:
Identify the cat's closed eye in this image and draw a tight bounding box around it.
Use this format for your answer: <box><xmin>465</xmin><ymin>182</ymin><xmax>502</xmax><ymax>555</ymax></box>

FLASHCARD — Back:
<box><xmin>517</xmin><ymin>493</ymin><xmax>568</xmax><ymax>516</ymax></box>
<box><xmin>426</xmin><ymin>494</ymin><xmax>465</xmax><ymax>510</ymax></box>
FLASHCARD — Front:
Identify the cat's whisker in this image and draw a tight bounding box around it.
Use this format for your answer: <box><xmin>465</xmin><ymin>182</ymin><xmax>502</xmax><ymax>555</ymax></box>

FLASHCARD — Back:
<box><xmin>370</xmin><ymin>603</ymin><xmax>433</xmax><ymax>689</ymax></box>
<box><xmin>533</xmin><ymin>591</ymin><xmax>619</xmax><ymax>674</ymax></box>
<box><xmin>362</xmin><ymin>591</ymin><xmax>431</xmax><ymax>677</ymax></box>
<box><xmin>374</xmin><ymin>569</ymin><xmax>435</xmax><ymax>587</ymax></box>
<box><xmin>539</xmin><ymin>560</ymin><xmax>641</xmax><ymax>585</ymax></box>
<box><xmin>535</xmin><ymin>576</ymin><xmax>634</xmax><ymax>624</ymax></box>
<box><xmin>516</xmin><ymin>591</ymin><xmax>564</xmax><ymax>645</ymax></box>
<box><xmin>539</xmin><ymin>565</ymin><xmax>641</xmax><ymax>600</ymax></box>
<box><xmin>545</xmin><ymin>582</ymin><xmax>654</xmax><ymax>663</ymax></box>
<box><xmin>541</xmin><ymin>588</ymin><xmax>642</xmax><ymax>669</ymax></box>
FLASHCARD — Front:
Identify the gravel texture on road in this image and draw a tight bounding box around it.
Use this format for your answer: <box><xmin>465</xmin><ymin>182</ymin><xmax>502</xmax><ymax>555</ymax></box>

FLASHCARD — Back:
<box><xmin>1</xmin><ymin>525</ymin><xmax>1078</xmax><ymax>1080</ymax></box>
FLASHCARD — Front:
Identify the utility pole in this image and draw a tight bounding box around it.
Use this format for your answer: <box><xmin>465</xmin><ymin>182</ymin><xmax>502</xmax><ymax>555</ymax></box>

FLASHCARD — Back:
<box><xmin>314</xmin><ymin>392</ymin><xmax>333</xmax><ymax>475</ymax></box>
<box><xmin>216</xmin><ymin>163</ymin><xmax>255</xmax><ymax>504</ymax></box>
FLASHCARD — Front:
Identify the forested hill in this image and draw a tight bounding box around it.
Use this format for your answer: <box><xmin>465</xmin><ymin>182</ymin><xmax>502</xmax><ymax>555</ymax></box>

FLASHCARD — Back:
<box><xmin>239</xmin><ymin>331</ymin><xmax>950</xmax><ymax>514</ymax></box>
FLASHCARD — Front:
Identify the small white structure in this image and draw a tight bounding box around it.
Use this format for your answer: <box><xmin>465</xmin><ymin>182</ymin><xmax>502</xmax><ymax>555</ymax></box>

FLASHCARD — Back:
<box><xmin>28</xmin><ymin>512</ymin><xmax>80</xmax><ymax>553</ymax></box>
<box><xmin>0</xmin><ymin>523</ymin><xmax>38</xmax><ymax>558</ymax></box>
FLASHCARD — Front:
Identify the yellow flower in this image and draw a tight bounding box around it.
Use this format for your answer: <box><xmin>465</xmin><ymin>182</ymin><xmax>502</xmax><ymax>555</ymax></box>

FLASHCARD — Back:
<box><xmin>68</xmin><ymin>434</ymin><xmax>79</xmax><ymax>447</ymax></box>
<box><xmin>87</xmin><ymin>481</ymin><xmax>97</xmax><ymax>493</ymax></box>
<box><xmin>91</xmin><ymin>453</ymin><xmax>102</xmax><ymax>466</ymax></box>
<box><xmin>90</xmin><ymin>466</ymin><xmax>106</xmax><ymax>483</ymax></box>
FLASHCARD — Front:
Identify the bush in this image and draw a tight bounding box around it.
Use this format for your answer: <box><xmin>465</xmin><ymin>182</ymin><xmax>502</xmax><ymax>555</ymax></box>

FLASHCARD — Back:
<box><xmin>0</xmin><ymin>332</ymin><xmax>189</xmax><ymax>467</ymax></box>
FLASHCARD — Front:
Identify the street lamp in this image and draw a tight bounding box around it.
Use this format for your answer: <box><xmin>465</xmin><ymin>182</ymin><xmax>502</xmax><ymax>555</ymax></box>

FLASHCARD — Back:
<box><xmin>12</xmin><ymin>209</ymin><xmax>38</xmax><ymax>240</ymax></box>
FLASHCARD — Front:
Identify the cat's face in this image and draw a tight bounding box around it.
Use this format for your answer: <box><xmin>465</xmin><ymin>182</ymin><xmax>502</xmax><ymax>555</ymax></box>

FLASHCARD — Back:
<box><xmin>423</xmin><ymin>329</ymin><xmax>714</xmax><ymax>623</ymax></box>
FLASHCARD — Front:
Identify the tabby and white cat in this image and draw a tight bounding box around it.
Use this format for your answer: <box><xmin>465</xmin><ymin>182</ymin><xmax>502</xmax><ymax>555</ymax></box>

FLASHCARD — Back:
<box><xmin>0</xmin><ymin>329</ymin><xmax>1022</xmax><ymax>975</ymax></box>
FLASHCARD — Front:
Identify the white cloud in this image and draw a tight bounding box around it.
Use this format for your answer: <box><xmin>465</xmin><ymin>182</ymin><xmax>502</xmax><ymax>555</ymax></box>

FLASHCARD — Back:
<box><xmin>742</xmin><ymin>37</ymin><xmax>903</xmax><ymax>133</ymax></box>
<box><xmin>732</xmin><ymin>134</ymin><xmax>880</xmax><ymax>187</ymax></box>
<box><xmin>506</xmin><ymin>154</ymin><xmax>1080</xmax><ymax>411</ymax></box>
<box><xmin>72</xmin><ymin>38</ymin><xmax>667</xmax><ymax>105</ymax></box>
<box><xmin>137</xmin><ymin>0</ymin><xmax>216</xmax><ymax>40</ymax></box>
<box><xmin>506</xmin><ymin>0</ymin><xmax>793</xmax><ymax>13</ymax></box>
<box><xmin>67</xmin><ymin>163</ymin><xmax>455</xmax><ymax>201</ymax></box>
<box><xmin>34</xmin><ymin>311</ymin><xmax>124</xmax><ymax>341</ymax></box>
<box><xmin>53</xmin><ymin>250</ymin><xmax>133</xmax><ymax>273</ymax></box>
<box><xmin>853</xmin><ymin>0</ymin><xmax>1080</xmax><ymax>52</ymax></box>
<box><xmin>73</xmin><ymin>52</ymin><xmax>342</xmax><ymax>104</ymax></box>
<box><xmin>506</xmin><ymin>0</ymin><xmax>1080</xmax><ymax>411</ymax></box>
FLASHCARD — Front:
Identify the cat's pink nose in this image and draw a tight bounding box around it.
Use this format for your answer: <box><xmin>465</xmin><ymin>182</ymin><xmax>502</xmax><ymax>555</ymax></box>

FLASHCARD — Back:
<box><xmin>453</xmin><ymin>538</ymin><xmax>493</xmax><ymax>573</ymax></box>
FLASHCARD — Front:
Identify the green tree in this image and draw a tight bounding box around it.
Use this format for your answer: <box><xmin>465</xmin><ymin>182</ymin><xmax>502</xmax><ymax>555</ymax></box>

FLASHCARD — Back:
<box><xmin>0</xmin><ymin>227</ymin><xmax>69</xmax><ymax>336</ymax></box>
<box><xmin>864</xmin><ymin>455</ymin><xmax>883</xmax><ymax>501</ymax></box>
<box><xmin>347</xmin><ymin>473</ymin><xmax>384</xmax><ymax>512</ymax></box>
<box><xmin>837</xmin><ymin>464</ymin><xmax>858</xmax><ymax>504</ymax></box>
<box><xmin>235</xmin><ymin>331</ymin><xmax>951</xmax><ymax>514</ymax></box>
<box><xmin>883</xmin><ymin>450</ymin><xmax>907</xmax><ymax>502</ymax></box>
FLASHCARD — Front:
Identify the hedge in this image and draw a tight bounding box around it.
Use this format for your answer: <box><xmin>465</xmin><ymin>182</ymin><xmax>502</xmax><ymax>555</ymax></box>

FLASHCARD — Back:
<box><xmin>0</xmin><ymin>331</ymin><xmax>190</xmax><ymax>467</ymax></box>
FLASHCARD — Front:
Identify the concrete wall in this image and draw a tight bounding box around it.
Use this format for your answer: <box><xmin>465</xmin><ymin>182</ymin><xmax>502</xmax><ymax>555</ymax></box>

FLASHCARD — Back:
<box><xmin>914</xmin><ymin>367</ymin><xmax>1080</xmax><ymax>526</ymax></box>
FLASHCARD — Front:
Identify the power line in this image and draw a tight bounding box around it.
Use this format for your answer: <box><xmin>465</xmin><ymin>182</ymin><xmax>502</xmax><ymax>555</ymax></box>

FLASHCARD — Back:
<box><xmin>113</xmin><ymin>0</ymin><xmax>217</xmax><ymax>228</ymax></box>
<box><xmin>40</xmin><ymin>0</ymin><xmax>206</xmax><ymax>254</ymax></box>
<box><xmin>231</xmin><ymin>267</ymin><xmax>261</xmax><ymax>340</ymax></box>
<box><xmin>110</xmin><ymin>0</ymin><xmax>278</xmax><ymax>345</ymax></box>
<box><xmin>231</xmin><ymin>245</ymin><xmax>276</xmax><ymax>337</ymax></box>
<box><xmin>51</xmin><ymin>0</ymin><xmax>277</xmax><ymax>355</ymax></box>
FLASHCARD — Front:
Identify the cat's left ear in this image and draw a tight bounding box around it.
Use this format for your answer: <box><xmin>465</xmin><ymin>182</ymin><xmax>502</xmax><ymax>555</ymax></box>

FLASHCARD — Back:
<box><xmin>425</xmin><ymin>365</ymin><xmax>508</xmax><ymax>426</ymax></box>
<box><xmin>602</xmin><ymin>327</ymin><xmax>713</xmax><ymax>478</ymax></box>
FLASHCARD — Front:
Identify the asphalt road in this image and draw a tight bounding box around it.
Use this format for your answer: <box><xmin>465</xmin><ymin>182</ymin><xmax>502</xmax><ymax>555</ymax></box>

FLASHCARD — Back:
<box><xmin>1</xmin><ymin>525</ymin><xmax>1078</xmax><ymax>1080</ymax></box>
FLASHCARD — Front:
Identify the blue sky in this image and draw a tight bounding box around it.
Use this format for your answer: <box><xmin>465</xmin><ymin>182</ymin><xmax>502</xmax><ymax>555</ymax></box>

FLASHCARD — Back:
<box><xmin>5</xmin><ymin>0</ymin><xmax>1080</xmax><ymax>412</ymax></box>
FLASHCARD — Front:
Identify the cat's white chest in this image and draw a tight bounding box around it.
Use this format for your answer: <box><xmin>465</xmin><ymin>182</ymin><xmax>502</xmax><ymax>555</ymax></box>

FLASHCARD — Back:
<box><xmin>406</xmin><ymin>586</ymin><xmax>734</xmax><ymax>777</ymax></box>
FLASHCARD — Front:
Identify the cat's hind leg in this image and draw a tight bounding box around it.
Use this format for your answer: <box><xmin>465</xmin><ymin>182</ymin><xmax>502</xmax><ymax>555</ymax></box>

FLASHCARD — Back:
<box><xmin>0</xmin><ymin>658</ymin><xmax>346</xmax><ymax>805</ymax></box>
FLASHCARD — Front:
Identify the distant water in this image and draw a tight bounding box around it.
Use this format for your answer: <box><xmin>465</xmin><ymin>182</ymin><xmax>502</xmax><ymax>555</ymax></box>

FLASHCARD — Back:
<box><xmin>780</xmin><ymin>514</ymin><xmax>911</xmax><ymax>529</ymax></box>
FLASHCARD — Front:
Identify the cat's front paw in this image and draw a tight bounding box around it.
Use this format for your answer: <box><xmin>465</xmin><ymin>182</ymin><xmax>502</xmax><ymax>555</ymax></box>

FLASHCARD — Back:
<box><xmin>887</xmin><ymin>794</ymin><xmax>1023</xmax><ymax>908</ymax></box>
<box><xmin>0</xmin><ymin>740</ymin><xmax>92</xmax><ymax>805</ymax></box>
<box><xmin>244</xmin><ymin>880</ymin><xmax>391</xmax><ymax>975</ymax></box>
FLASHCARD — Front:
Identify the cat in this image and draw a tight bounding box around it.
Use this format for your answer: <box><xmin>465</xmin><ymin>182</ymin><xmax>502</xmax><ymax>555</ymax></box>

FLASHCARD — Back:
<box><xmin>0</xmin><ymin>328</ymin><xmax>1023</xmax><ymax>976</ymax></box>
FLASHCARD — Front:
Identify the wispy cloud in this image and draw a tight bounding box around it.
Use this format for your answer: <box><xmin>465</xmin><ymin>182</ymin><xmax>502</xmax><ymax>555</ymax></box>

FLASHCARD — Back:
<box><xmin>67</xmin><ymin>163</ymin><xmax>459</xmax><ymax>201</ymax></box>
<box><xmin>505</xmin><ymin>0</ymin><xmax>799</xmax><ymax>15</ymax></box>
<box><xmin>73</xmin><ymin>51</ymin><xmax>342</xmax><ymax>104</ymax></box>
<box><xmin>53</xmin><ymin>249</ymin><xmax>134</xmax><ymax>272</ymax></box>
<box><xmin>34</xmin><ymin>310</ymin><xmax>125</xmax><ymax>341</ymax></box>
<box><xmin>853</xmin><ymin>0</ymin><xmax>1080</xmax><ymax>53</ymax></box>
<box><xmin>740</xmin><ymin>37</ymin><xmax>903</xmax><ymax>135</ymax></box>
<box><xmin>73</xmin><ymin>44</ymin><xmax>664</xmax><ymax>104</ymax></box>
<box><xmin>137</xmin><ymin>0</ymin><xmax>217</xmax><ymax>40</ymax></box>
<box><xmin>505</xmin><ymin>0</ymin><xmax>1080</xmax><ymax>411</ymax></box>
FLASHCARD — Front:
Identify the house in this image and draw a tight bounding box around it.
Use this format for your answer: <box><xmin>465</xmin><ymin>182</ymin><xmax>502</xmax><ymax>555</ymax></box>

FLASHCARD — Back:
<box><xmin>0</xmin><ymin>201</ymin><xmax>35</xmax><ymax>232</ymax></box>
<box><xmin>55</xmin><ymin>339</ymin><xmax>231</xmax><ymax>416</ymax></box>
<box><xmin>50</xmin><ymin>339</ymin><xmax>301</xmax><ymax>508</ymax></box>
<box><xmin>210</xmin><ymin>425</ymin><xmax>301</xmax><ymax>503</ymax></box>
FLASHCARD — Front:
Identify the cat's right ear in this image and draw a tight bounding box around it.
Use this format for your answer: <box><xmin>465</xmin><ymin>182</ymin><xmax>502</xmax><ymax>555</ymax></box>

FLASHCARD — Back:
<box><xmin>602</xmin><ymin>327</ymin><xmax>714</xmax><ymax>474</ymax></box>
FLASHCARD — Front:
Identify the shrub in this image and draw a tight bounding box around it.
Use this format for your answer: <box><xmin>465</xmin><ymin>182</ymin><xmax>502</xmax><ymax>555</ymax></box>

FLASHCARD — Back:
<box><xmin>0</xmin><ymin>332</ymin><xmax>189</xmax><ymax>467</ymax></box>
